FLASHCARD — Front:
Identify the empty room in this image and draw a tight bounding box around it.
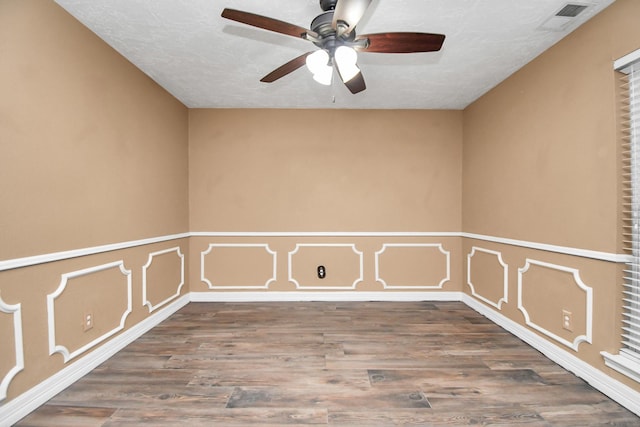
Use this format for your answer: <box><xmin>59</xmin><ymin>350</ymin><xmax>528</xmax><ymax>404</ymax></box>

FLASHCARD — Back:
<box><xmin>2</xmin><ymin>0</ymin><xmax>640</xmax><ymax>425</ymax></box>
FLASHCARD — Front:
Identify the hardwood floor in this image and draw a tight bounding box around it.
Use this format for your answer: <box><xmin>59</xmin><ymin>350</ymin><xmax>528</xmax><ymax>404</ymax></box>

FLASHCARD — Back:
<box><xmin>15</xmin><ymin>302</ymin><xmax>640</xmax><ymax>426</ymax></box>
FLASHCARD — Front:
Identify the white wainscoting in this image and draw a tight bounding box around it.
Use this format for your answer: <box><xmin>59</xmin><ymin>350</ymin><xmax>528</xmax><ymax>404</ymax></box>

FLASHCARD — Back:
<box><xmin>142</xmin><ymin>246</ymin><xmax>185</xmax><ymax>312</ymax></box>
<box><xmin>288</xmin><ymin>243</ymin><xmax>363</xmax><ymax>289</ymax></box>
<box><xmin>201</xmin><ymin>243</ymin><xmax>277</xmax><ymax>289</ymax></box>
<box><xmin>466</xmin><ymin>246</ymin><xmax>508</xmax><ymax>310</ymax></box>
<box><xmin>47</xmin><ymin>261</ymin><xmax>133</xmax><ymax>363</ymax></box>
<box><xmin>0</xmin><ymin>295</ymin><xmax>24</xmax><ymax>402</ymax></box>
<box><xmin>517</xmin><ymin>258</ymin><xmax>593</xmax><ymax>352</ymax></box>
<box><xmin>375</xmin><ymin>243</ymin><xmax>451</xmax><ymax>289</ymax></box>
<box><xmin>1</xmin><ymin>231</ymin><xmax>637</xmax><ymax>423</ymax></box>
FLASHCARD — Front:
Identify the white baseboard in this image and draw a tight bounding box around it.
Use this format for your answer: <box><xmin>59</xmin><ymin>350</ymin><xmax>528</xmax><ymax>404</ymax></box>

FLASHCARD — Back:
<box><xmin>0</xmin><ymin>294</ymin><xmax>190</xmax><ymax>426</ymax></box>
<box><xmin>189</xmin><ymin>291</ymin><xmax>462</xmax><ymax>303</ymax></box>
<box><xmin>462</xmin><ymin>294</ymin><xmax>640</xmax><ymax>417</ymax></box>
<box><xmin>3</xmin><ymin>291</ymin><xmax>640</xmax><ymax>424</ymax></box>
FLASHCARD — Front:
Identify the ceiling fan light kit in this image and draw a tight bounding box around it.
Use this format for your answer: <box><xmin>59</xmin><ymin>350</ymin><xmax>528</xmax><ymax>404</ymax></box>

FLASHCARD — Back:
<box><xmin>221</xmin><ymin>0</ymin><xmax>445</xmax><ymax>94</ymax></box>
<box><xmin>334</xmin><ymin>46</ymin><xmax>360</xmax><ymax>82</ymax></box>
<box><xmin>306</xmin><ymin>50</ymin><xmax>333</xmax><ymax>85</ymax></box>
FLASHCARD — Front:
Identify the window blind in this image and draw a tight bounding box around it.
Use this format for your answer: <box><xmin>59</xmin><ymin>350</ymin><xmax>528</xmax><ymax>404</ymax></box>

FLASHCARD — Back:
<box><xmin>621</xmin><ymin>59</ymin><xmax>640</xmax><ymax>360</ymax></box>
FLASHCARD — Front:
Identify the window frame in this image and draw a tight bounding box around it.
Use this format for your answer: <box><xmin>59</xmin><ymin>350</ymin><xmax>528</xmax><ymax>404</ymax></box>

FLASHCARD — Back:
<box><xmin>602</xmin><ymin>48</ymin><xmax>640</xmax><ymax>383</ymax></box>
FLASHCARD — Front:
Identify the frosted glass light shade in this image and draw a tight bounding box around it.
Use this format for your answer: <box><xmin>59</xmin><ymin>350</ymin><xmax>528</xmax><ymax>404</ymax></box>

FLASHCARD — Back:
<box><xmin>306</xmin><ymin>49</ymin><xmax>332</xmax><ymax>86</ymax></box>
<box><xmin>334</xmin><ymin>46</ymin><xmax>360</xmax><ymax>82</ymax></box>
<box><xmin>306</xmin><ymin>50</ymin><xmax>330</xmax><ymax>74</ymax></box>
<box><xmin>313</xmin><ymin>65</ymin><xmax>333</xmax><ymax>85</ymax></box>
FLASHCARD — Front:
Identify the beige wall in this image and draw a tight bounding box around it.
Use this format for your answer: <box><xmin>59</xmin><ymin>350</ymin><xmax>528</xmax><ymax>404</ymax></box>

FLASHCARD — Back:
<box><xmin>0</xmin><ymin>0</ymin><xmax>189</xmax><ymax>259</ymax></box>
<box><xmin>463</xmin><ymin>0</ymin><xmax>640</xmax><ymax>253</ymax></box>
<box><xmin>0</xmin><ymin>0</ymin><xmax>189</xmax><ymax>404</ymax></box>
<box><xmin>188</xmin><ymin>108</ymin><xmax>463</xmax><ymax>297</ymax></box>
<box><xmin>189</xmin><ymin>109</ymin><xmax>462</xmax><ymax>232</ymax></box>
<box><xmin>462</xmin><ymin>0</ymin><xmax>640</xmax><ymax>392</ymax></box>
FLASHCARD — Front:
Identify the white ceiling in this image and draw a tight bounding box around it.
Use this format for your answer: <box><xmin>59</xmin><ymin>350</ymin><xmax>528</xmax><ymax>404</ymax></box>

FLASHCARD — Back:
<box><xmin>54</xmin><ymin>0</ymin><xmax>615</xmax><ymax>109</ymax></box>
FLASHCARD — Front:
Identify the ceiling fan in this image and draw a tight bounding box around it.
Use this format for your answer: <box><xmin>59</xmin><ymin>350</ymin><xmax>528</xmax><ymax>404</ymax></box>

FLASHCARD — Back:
<box><xmin>221</xmin><ymin>0</ymin><xmax>445</xmax><ymax>94</ymax></box>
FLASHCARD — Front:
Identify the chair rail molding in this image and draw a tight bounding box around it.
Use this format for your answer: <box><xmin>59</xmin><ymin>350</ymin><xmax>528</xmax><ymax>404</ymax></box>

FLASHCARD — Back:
<box><xmin>0</xmin><ymin>231</ymin><xmax>629</xmax><ymax>272</ymax></box>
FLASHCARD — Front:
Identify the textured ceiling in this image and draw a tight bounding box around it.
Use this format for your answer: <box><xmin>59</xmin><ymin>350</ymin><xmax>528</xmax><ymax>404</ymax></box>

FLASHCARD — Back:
<box><xmin>54</xmin><ymin>0</ymin><xmax>615</xmax><ymax>109</ymax></box>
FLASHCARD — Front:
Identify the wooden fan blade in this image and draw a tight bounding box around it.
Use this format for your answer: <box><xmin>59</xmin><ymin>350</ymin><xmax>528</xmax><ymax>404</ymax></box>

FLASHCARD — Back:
<box><xmin>332</xmin><ymin>0</ymin><xmax>372</xmax><ymax>35</ymax></box>
<box><xmin>343</xmin><ymin>71</ymin><xmax>366</xmax><ymax>94</ymax></box>
<box><xmin>221</xmin><ymin>8</ymin><xmax>315</xmax><ymax>39</ymax></box>
<box><xmin>356</xmin><ymin>32</ymin><xmax>445</xmax><ymax>53</ymax></box>
<box><xmin>260</xmin><ymin>52</ymin><xmax>313</xmax><ymax>83</ymax></box>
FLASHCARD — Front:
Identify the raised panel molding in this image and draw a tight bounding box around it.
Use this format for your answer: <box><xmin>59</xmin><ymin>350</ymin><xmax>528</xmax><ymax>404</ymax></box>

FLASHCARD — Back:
<box><xmin>0</xmin><ymin>294</ymin><xmax>24</xmax><ymax>402</ymax></box>
<box><xmin>466</xmin><ymin>246</ymin><xmax>508</xmax><ymax>309</ymax></box>
<box><xmin>288</xmin><ymin>244</ymin><xmax>364</xmax><ymax>289</ymax></box>
<box><xmin>375</xmin><ymin>243</ymin><xmax>451</xmax><ymax>289</ymax></box>
<box><xmin>142</xmin><ymin>247</ymin><xmax>185</xmax><ymax>312</ymax></box>
<box><xmin>517</xmin><ymin>259</ymin><xmax>593</xmax><ymax>351</ymax></box>
<box><xmin>47</xmin><ymin>261</ymin><xmax>133</xmax><ymax>363</ymax></box>
<box><xmin>200</xmin><ymin>243</ymin><xmax>277</xmax><ymax>289</ymax></box>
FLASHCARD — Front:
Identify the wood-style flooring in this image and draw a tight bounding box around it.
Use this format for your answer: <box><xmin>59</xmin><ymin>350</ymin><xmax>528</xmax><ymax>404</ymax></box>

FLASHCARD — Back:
<box><xmin>15</xmin><ymin>302</ymin><xmax>640</xmax><ymax>426</ymax></box>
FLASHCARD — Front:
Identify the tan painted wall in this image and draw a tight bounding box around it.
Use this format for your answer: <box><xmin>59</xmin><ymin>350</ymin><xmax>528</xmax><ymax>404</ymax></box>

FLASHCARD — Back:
<box><xmin>189</xmin><ymin>109</ymin><xmax>463</xmax><ymax>232</ymax></box>
<box><xmin>0</xmin><ymin>0</ymin><xmax>189</xmax><ymax>404</ymax></box>
<box><xmin>463</xmin><ymin>0</ymin><xmax>640</xmax><ymax>253</ymax></box>
<box><xmin>188</xmin><ymin>109</ymin><xmax>463</xmax><ymax>297</ymax></box>
<box><xmin>0</xmin><ymin>0</ymin><xmax>189</xmax><ymax>260</ymax></box>
<box><xmin>462</xmin><ymin>0</ymin><xmax>640</xmax><ymax>392</ymax></box>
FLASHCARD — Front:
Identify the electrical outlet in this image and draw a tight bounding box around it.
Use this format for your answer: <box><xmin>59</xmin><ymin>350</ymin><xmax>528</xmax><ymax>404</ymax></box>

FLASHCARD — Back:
<box><xmin>562</xmin><ymin>309</ymin><xmax>573</xmax><ymax>332</ymax></box>
<box><xmin>83</xmin><ymin>311</ymin><xmax>94</xmax><ymax>332</ymax></box>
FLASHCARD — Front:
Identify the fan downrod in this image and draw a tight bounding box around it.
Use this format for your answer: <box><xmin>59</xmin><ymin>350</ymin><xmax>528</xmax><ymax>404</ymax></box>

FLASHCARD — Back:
<box><xmin>319</xmin><ymin>0</ymin><xmax>338</xmax><ymax>11</ymax></box>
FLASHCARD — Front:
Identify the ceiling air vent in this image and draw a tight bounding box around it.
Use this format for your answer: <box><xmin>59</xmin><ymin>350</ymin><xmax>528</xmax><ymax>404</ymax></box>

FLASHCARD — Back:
<box><xmin>555</xmin><ymin>4</ymin><xmax>588</xmax><ymax>17</ymax></box>
<box><xmin>539</xmin><ymin>2</ymin><xmax>591</xmax><ymax>31</ymax></box>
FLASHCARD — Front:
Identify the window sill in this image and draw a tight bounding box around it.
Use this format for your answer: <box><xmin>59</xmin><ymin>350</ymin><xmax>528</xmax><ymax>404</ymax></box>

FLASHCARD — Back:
<box><xmin>602</xmin><ymin>351</ymin><xmax>640</xmax><ymax>383</ymax></box>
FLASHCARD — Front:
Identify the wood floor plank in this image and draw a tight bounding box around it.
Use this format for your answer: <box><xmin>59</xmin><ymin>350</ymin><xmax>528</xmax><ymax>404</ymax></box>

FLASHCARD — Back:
<box><xmin>104</xmin><ymin>408</ymin><xmax>329</xmax><ymax>426</ymax></box>
<box><xmin>225</xmin><ymin>386</ymin><xmax>432</xmax><ymax>409</ymax></box>
<box><xmin>187</xmin><ymin>367</ymin><xmax>371</xmax><ymax>389</ymax></box>
<box><xmin>14</xmin><ymin>301</ymin><xmax>640</xmax><ymax>426</ymax></box>
<box><xmin>46</xmin><ymin>381</ymin><xmax>234</xmax><ymax>410</ymax></box>
<box><xmin>15</xmin><ymin>406</ymin><xmax>115</xmax><ymax>427</ymax></box>
<box><xmin>329</xmin><ymin>408</ymin><xmax>547</xmax><ymax>426</ymax></box>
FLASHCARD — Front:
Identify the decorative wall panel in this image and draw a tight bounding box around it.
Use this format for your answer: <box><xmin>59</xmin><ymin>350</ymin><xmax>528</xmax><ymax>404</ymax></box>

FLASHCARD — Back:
<box><xmin>0</xmin><ymin>294</ymin><xmax>23</xmax><ymax>401</ymax></box>
<box><xmin>518</xmin><ymin>258</ymin><xmax>593</xmax><ymax>351</ymax></box>
<box><xmin>47</xmin><ymin>261</ymin><xmax>132</xmax><ymax>363</ymax></box>
<box><xmin>288</xmin><ymin>244</ymin><xmax>363</xmax><ymax>289</ymax></box>
<box><xmin>142</xmin><ymin>247</ymin><xmax>185</xmax><ymax>312</ymax></box>
<box><xmin>201</xmin><ymin>244</ymin><xmax>277</xmax><ymax>289</ymax></box>
<box><xmin>467</xmin><ymin>246</ymin><xmax>508</xmax><ymax>309</ymax></box>
<box><xmin>375</xmin><ymin>243</ymin><xmax>450</xmax><ymax>289</ymax></box>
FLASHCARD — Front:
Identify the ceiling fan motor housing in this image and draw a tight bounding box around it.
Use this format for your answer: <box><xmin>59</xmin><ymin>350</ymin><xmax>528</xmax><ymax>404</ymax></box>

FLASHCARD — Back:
<box><xmin>310</xmin><ymin>10</ymin><xmax>356</xmax><ymax>51</ymax></box>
